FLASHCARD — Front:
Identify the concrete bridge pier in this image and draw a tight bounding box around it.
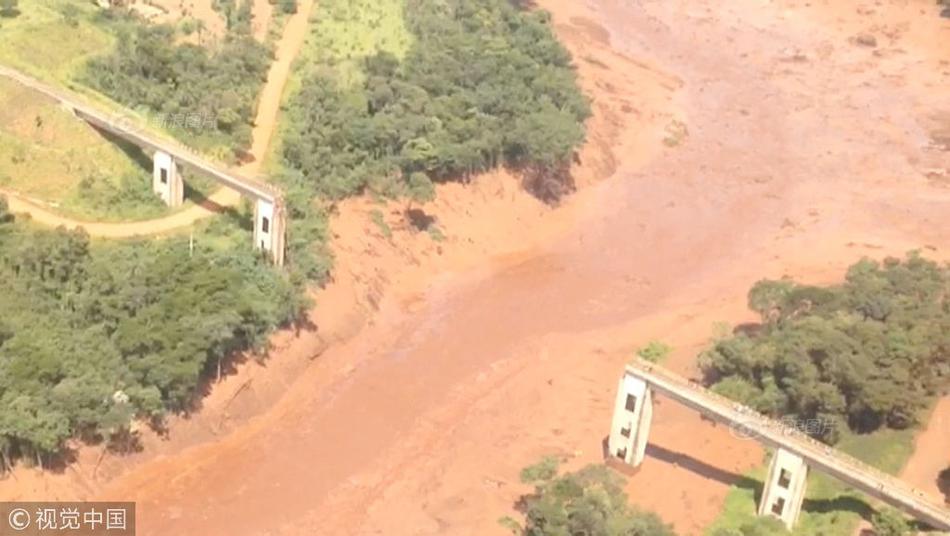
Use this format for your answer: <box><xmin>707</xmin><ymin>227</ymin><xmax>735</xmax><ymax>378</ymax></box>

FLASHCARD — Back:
<box><xmin>608</xmin><ymin>372</ymin><xmax>654</xmax><ymax>467</ymax></box>
<box><xmin>253</xmin><ymin>198</ymin><xmax>286</xmax><ymax>266</ymax></box>
<box><xmin>153</xmin><ymin>150</ymin><xmax>184</xmax><ymax>208</ymax></box>
<box><xmin>758</xmin><ymin>448</ymin><xmax>809</xmax><ymax>529</ymax></box>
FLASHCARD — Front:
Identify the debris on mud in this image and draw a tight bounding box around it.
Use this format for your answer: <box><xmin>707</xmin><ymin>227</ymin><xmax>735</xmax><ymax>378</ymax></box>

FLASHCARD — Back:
<box><xmin>853</xmin><ymin>32</ymin><xmax>878</xmax><ymax>47</ymax></box>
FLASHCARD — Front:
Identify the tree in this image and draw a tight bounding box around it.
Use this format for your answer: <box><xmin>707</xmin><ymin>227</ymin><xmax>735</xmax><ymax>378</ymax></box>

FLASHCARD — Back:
<box><xmin>747</xmin><ymin>279</ymin><xmax>794</xmax><ymax>324</ymax></box>
<box><xmin>0</xmin><ymin>196</ymin><xmax>12</xmax><ymax>223</ymax></box>
<box><xmin>405</xmin><ymin>171</ymin><xmax>435</xmax><ymax>228</ymax></box>
<box><xmin>710</xmin><ymin>517</ymin><xmax>789</xmax><ymax>536</ymax></box>
<box><xmin>0</xmin><ymin>0</ymin><xmax>19</xmax><ymax>17</ymax></box>
<box><xmin>701</xmin><ymin>254</ymin><xmax>949</xmax><ymax>441</ymax></box>
<box><xmin>871</xmin><ymin>507</ymin><xmax>912</xmax><ymax>536</ymax></box>
<box><xmin>0</xmin><ymin>216</ymin><xmax>305</xmax><ymax>464</ymax></box>
<box><xmin>938</xmin><ymin>466</ymin><xmax>950</xmax><ymax>504</ymax></box>
<box><xmin>280</xmin><ymin>0</ymin><xmax>589</xmax><ymax>202</ymax></box>
<box><xmin>508</xmin><ymin>458</ymin><xmax>677</xmax><ymax>536</ymax></box>
<box><xmin>84</xmin><ymin>21</ymin><xmax>270</xmax><ymax>156</ymax></box>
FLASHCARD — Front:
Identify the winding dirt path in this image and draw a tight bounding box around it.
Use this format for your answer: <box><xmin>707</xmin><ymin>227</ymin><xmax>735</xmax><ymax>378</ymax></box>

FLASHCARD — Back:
<box><xmin>78</xmin><ymin>1</ymin><xmax>949</xmax><ymax>535</ymax></box>
<box><xmin>1</xmin><ymin>0</ymin><xmax>315</xmax><ymax>237</ymax></box>
<box><xmin>2</xmin><ymin>1</ymin><xmax>948</xmax><ymax>535</ymax></box>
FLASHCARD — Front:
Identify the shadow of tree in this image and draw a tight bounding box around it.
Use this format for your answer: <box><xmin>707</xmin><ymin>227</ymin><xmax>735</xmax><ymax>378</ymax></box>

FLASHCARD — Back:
<box><xmin>802</xmin><ymin>495</ymin><xmax>874</xmax><ymax>521</ymax></box>
<box><xmin>938</xmin><ymin>467</ymin><xmax>950</xmax><ymax>504</ymax></box>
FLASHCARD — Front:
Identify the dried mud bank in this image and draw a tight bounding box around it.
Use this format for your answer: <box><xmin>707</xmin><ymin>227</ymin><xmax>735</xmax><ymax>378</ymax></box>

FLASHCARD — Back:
<box><xmin>0</xmin><ymin>0</ymin><xmax>678</xmax><ymax>510</ymax></box>
<box><xmin>2</xmin><ymin>0</ymin><xmax>949</xmax><ymax>535</ymax></box>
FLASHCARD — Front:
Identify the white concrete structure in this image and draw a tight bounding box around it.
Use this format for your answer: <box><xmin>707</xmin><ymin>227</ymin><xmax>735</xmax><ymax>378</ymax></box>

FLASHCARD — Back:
<box><xmin>758</xmin><ymin>448</ymin><xmax>809</xmax><ymax>529</ymax></box>
<box><xmin>608</xmin><ymin>372</ymin><xmax>654</xmax><ymax>467</ymax></box>
<box><xmin>612</xmin><ymin>361</ymin><xmax>950</xmax><ymax>531</ymax></box>
<box><xmin>0</xmin><ymin>65</ymin><xmax>288</xmax><ymax>266</ymax></box>
<box><xmin>253</xmin><ymin>198</ymin><xmax>286</xmax><ymax>266</ymax></box>
<box><xmin>152</xmin><ymin>150</ymin><xmax>184</xmax><ymax>208</ymax></box>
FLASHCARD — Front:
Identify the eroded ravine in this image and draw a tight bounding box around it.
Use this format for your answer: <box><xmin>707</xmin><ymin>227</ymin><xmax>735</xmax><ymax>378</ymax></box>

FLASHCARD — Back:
<box><xmin>37</xmin><ymin>0</ymin><xmax>950</xmax><ymax>535</ymax></box>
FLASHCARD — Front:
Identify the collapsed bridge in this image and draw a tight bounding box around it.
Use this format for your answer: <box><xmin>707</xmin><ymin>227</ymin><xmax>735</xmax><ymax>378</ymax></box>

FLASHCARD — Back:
<box><xmin>608</xmin><ymin>360</ymin><xmax>950</xmax><ymax>530</ymax></box>
<box><xmin>0</xmin><ymin>64</ymin><xmax>286</xmax><ymax>265</ymax></box>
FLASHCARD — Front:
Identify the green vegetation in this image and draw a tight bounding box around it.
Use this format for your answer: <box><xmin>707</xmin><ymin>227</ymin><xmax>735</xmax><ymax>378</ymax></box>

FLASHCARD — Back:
<box><xmin>504</xmin><ymin>457</ymin><xmax>677</xmax><ymax>535</ymax></box>
<box><xmin>0</xmin><ymin>0</ymin><xmax>585</xmax><ymax>476</ymax></box>
<box><xmin>637</xmin><ymin>340</ymin><xmax>672</xmax><ymax>363</ymax></box>
<box><xmin>871</xmin><ymin>508</ymin><xmax>913</xmax><ymax>536</ymax></box>
<box><xmin>708</xmin><ymin>425</ymin><xmax>917</xmax><ymax>536</ymax></box>
<box><xmin>280</xmin><ymin>0</ymin><xmax>590</xmax><ymax>204</ymax></box>
<box><xmin>709</xmin><ymin>517</ymin><xmax>789</xmax><ymax>536</ymax></box>
<box><xmin>0</xmin><ymin>202</ymin><xmax>309</xmax><ymax>467</ymax></box>
<box><xmin>83</xmin><ymin>8</ymin><xmax>270</xmax><ymax>157</ymax></box>
<box><xmin>700</xmin><ymin>253</ymin><xmax>949</xmax><ymax>443</ymax></box>
<box><xmin>0</xmin><ymin>77</ymin><xmax>223</xmax><ymax>221</ymax></box>
<box><xmin>369</xmin><ymin>208</ymin><xmax>392</xmax><ymax>239</ymax></box>
<box><xmin>0</xmin><ymin>0</ymin><xmax>20</xmax><ymax>18</ymax></box>
<box><xmin>938</xmin><ymin>466</ymin><xmax>950</xmax><ymax>502</ymax></box>
<box><xmin>0</xmin><ymin>1</ymin><xmax>114</xmax><ymax>81</ymax></box>
<box><xmin>277</xmin><ymin>0</ymin><xmax>297</xmax><ymax>15</ymax></box>
<box><xmin>703</xmin><ymin>254</ymin><xmax>947</xmax><ymax>535</ymax></box>
<box><xmin>0</xmin><ymin>77</ymin><xmax>168</xmax><ymax>220</ymax></box>
<box><xmin>296</xmin><ymin>0</ymin><xmax>411</xmax><ymax>88</ymax></box>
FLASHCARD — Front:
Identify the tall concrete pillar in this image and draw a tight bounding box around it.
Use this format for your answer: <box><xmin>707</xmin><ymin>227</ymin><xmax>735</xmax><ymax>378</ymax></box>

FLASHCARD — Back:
<box><xmin>153</xmin><ymin>150</ymin><xmax>184</xmax><ymax>207</ymax></box>
<box><xmin>758</xmin><ymin>448</ymin><xmax>809</xmax><ymax>529</ymax></box>
<box><xmin>253</xmin><ymin>198</ymin><xmax>286</xmax><ymax>266</ymax></box>
<box><xmin>608</xmin><ymin>372</ymin><xmax>654</xmax><ymax>467</ymax></box>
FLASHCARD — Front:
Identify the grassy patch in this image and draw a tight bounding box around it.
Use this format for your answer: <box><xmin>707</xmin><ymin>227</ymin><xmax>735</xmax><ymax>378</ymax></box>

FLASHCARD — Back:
<box><xmin>299</xmin><ymin>0</ymin><xmax>411</xmax><ymax>87</ymax></box>
<box><xmin>369</xmin><ymin>208</ymin><xmax>392</xmax><ymax>239</ymax></box>
<box><xmin>0</xmin><ymin>78</ymin><xmax>156</xmax><ymax>220</ymax></box>
<box><xmin>663</xmin><ymin>119</ymin><xmax>689</xmax><ymax>147</ymax></box>
<box><xmin>263</xmin><ymin>0</ymin><xmax>411</xmax><ymax>171</ymax></box>
<box><xmin>705</xmin><ymin>427</ymin><xmax>918</xmax><ymax>536</ymax></box>
<box><xmin>636</xmin><ymin>340</ymin><xmax>672</xmax><ymax>363</ymax></box>
<box><xmin>0</xmin><ymin>1</ymin><xmax>114</xmax><ymax>82</ymax></box>
<box><xmin>427</xmin><ymin>224</ymin><xmax>445</xmax><ymax>242</ymax></box>
<box><xmin>0</xmin><ymin>78</ymin><xmax>220</xmax><ymax>221</ymax></box>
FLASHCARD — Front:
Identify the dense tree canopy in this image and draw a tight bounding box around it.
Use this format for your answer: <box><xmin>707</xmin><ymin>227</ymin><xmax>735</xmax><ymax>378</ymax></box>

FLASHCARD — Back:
<box><xmin>84</xmin><ymin>6</ymin><xmax>269</xmax><ymax>153</ymax></box>
<box><xmin>0</xmin><ymin>206</ymin><xmax>303</xmax><ymax>465</ymax></box>
<box><xmin>509</xmin><ymin>458</ymin><xmax>677</xmax><ymax>536</ymax></box>
<box><xmin>701</xmin><ymin>254</ymin><xmax>950</xmax><ymax>442</ymax></box>
<box><xmin>281</xmin><ymin>0</ymin><xmax>590</xmax><ymax>203</ymax></box>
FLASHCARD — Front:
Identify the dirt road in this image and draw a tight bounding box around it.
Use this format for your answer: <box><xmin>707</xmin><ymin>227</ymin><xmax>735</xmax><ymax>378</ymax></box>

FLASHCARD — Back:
<box><xmin>4</xmin><ymin>0</ymin><xmax>948</xmax><ymax>535</ymax></box>
<box><xmin>1</xmin><ymin>0</ymin><xmax>314</xmax><ymax>237</ymax></box>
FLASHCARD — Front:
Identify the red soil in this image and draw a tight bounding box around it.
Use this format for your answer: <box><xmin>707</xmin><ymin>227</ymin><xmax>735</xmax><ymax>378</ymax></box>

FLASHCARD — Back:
<box><xmin>1</xmin><ymin>1</ymin><xmax>948</xmax><ymax>535</ymax></box>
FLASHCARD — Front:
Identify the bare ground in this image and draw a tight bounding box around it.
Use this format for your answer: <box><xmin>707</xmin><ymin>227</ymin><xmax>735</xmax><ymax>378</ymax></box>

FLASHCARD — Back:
<box><xmin>1</xmin><ymin>1</ymin><xmax>948</xmax><ymax>535</ymax></box>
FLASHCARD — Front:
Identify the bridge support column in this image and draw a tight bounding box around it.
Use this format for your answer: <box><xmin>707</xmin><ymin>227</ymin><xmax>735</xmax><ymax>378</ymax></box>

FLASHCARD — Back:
<box><xmin>608</xmin><ymin>372</ymin><xmax>653</xmax><ymax>467</ymax></box>
<box><xmin>153</xmin><ymin>151</ymin><xmax>184</xmax><ymax>208</ymax></box>
<box><xmin>253</xmin><ymin>198</ymin><xmax>286</xmax><ymax>266</ymax></box>
<box><xmin>758</xmin><ymin>448</ymin><xmax>809</xmax><ymax>529</ymax></box>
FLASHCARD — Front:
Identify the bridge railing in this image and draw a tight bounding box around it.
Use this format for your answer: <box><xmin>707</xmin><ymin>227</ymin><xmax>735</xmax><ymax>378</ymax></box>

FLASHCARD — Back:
<box><xmin>0</xmin><ymin>64</ymin><xmax>283</xmax><ymax>203</ymax></box>
<box><xmin>625</xmin><ymin>360</ymin><xmax>950</xmax><ymax>530</ymax></box>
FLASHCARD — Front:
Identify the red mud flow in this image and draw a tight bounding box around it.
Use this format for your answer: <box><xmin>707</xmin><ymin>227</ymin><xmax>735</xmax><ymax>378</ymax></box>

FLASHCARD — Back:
<box><xmin>4</xmin><ymin>1</ymin><xmax>949</xmax><ymax>535</ymax></box>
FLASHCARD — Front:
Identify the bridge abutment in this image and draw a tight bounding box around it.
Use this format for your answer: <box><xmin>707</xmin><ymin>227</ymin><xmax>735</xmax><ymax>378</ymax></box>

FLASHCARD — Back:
<box><xmin>758</xmin><ymin>447</ymin><xmax>809</xmax><ymax>528</ymax></box>
<box><xmin>253</xmin><ymin>198</ymin><xmax>286</xmax><ymax>266</ymax></box>
<box><xmin>608</xmin><ymin>372</ymin><xmax>653</xmax><ymax>467</ymax></box>
<box><xmin>153</xmin><ymin>151</ymin><xmax>184</xmax><ymax>208</ymax></box>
